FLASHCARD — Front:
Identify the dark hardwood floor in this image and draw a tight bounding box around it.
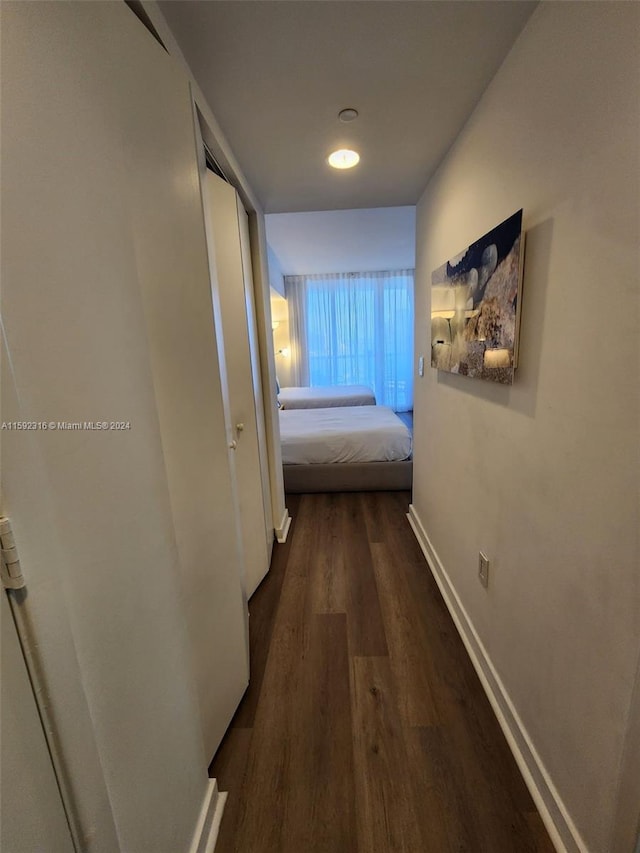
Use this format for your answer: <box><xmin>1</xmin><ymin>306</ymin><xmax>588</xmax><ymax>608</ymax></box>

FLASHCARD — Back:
<box><xmin>210</xmin><ymin>491</ymin><xmax>555</xmax><ymax>853</ymax></box>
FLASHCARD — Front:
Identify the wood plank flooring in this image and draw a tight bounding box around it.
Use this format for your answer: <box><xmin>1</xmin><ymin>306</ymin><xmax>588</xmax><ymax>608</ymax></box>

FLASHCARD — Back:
<box><xmin>210</xmin><ymin>491</ymin><xmax>555</xmax><ymax>853</ymax></box>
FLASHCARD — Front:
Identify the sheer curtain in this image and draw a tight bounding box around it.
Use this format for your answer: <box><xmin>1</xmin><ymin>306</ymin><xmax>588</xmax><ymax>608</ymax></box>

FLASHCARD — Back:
<box><xmin>284</xmin><ymin>270</ymin><xmax>414</xmax><ymax>411</ymax></box>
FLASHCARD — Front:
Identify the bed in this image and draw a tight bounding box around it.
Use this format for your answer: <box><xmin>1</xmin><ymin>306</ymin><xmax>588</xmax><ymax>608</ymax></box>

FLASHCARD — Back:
<box><xmin>277</xmin><ymin>384</ymin><xmax>376</xmax><ymax>410</ymax></box>
<box><xmin>280</xmin><ymin>405</ymin><xmax>412</xmax><ymax>493</ymax></box>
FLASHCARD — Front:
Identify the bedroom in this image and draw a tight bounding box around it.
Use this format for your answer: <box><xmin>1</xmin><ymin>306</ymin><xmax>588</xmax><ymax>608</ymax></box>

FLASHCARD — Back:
<box><xmin>267</xmin><ymin>205</ymin><xmax>417</xmax><ymax>492</ymax></box>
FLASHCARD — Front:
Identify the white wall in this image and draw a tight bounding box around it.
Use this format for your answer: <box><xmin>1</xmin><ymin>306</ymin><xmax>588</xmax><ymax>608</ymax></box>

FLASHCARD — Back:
<box><xmin>267</xmin><ymin>244</ymin><xmax>286</xmax><ymax>296</ymax></box>
<box><xmin>411</xmin><ymin>4</ymin><xmax>639</xmax><ymax>852</ymax></box>
<box><xmin>265</xmin><ymin>206</ymin><xmax>416</xmax><ymax>275</ymax></box>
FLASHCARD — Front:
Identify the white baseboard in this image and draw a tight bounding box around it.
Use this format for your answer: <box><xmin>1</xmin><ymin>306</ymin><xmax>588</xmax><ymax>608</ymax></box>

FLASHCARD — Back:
<box><xmin>275</xmin><ymin>507</ymin><xmax>291</xmax><ymax>544</ymax></box>
<box><xmin>208</xmin><ymin>791</ymin><xmax>227</xmax><ymax>853</ymax></box>
<box><xmin>189</xmin><ymin>779</ymin><xmax>227</xmax><ymax>853</ymax></box>
<box><xmin>407</xmin><ymin>504</ymin><xmax>588</xmax><ymax>853</ymax></box>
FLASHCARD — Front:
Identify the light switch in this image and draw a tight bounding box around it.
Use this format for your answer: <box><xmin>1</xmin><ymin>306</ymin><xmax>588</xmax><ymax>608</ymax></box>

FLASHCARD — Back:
<box><xmin>418</xmin><ymin>356</ymin><xmax>424</xmax><ymax>377</ymax></box>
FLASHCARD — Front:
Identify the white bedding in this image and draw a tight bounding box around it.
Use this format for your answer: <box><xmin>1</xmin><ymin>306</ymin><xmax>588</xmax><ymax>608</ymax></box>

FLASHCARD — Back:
<box><xmin>278</xmin><ymin>384</ymin><xmax>376</xmax><ymax>409</ymax></box>
<box><xmin>279</xmin><ymin>405</ymin><xmax>412</xmax><ymax>465</ymax></box>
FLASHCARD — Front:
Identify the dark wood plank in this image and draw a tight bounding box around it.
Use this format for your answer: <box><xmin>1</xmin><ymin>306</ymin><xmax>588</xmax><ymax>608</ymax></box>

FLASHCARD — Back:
<box><xmin>281</xmin><ymin>613</ymin><xmax>357</xmax><ymax>851</ymax></box>
<box><xmin>405</xmin><ymin>725</ymin><xmax>480</xmax><ymax>853</ymax></box>
<box><xmin>370</xmin><ymin>541</ymin><xmax>439</xmax><ymax>726</ymax></box>
<box><xmin>436</xmin><ymin>705</ymin><xmax>545</xmax><ymax>852</ymax></box>
<box><xmin>307</xmin><ymin>493</ymin><xmax>348</xmax><ymax>614</ymax></box>
<box><xmin>350</xmin><ymin>655</ymin><xmax>427</xmax><ymax>852</ymax></box>
<box><xmin>359</xmin><ymin>490</ymin><xmax>385</xmax><ymax>543</ymax></box>
<box><xmin>220</xmin><ymin>618</ymin><xmax>309</xmax><ymax>852</ymax></box>
<box><xmin>377</xmin><ymin>501</ymin><xmax>488</xmax><ymax>725</ymax></box>
<box><xmin>340</xmin><ymin>493</ymin><xmax>388</xmax><ymax>656</ymax></box>
<box><xmin>371</xmin><ymin>499</ymin><xmax>475</xmax><ymax>729</ymax></box>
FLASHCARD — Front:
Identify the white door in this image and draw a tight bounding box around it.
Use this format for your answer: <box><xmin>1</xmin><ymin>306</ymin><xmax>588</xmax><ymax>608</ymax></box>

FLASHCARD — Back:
<box><xmin>121</xmin><ymin>61</ymin><xmax>250</xmax><ymax>762</ymax></box>
<box><xmin>1</xmin><ymin>592</ymin><xmax>75</xmax><ymax>853</ymax></box>
<box><xmin>203</xmin><ymin>173</ymin><xmax>270</xmax><ymax>598</ymax></box>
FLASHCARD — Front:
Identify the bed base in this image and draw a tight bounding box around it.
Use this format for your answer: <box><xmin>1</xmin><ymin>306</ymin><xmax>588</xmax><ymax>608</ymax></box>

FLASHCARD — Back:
<box><xmin>283</xmin><ymin>459</ymin><xmax>412</xmax><ymax>493</ymax></box>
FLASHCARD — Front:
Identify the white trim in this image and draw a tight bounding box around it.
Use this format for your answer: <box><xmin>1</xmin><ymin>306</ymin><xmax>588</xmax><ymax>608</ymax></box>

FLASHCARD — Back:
<box><xmin>407</xmin><ymin>504</ymin><xmax>589</xmax><ymax>853</ymax></box>
<box><xmin>189</xmin><ymin>780</ymin><xmax>227</xmax><ymax>853</ymax></box>
<box><xmin>275</xmin><ymin>508</ymin><xmax>292</xmax><ymax>544</ymax></box>
<box><xmin>208</xmin><ymin>792</ymin><xmax>227</xmax><ymax>853</ymax></box>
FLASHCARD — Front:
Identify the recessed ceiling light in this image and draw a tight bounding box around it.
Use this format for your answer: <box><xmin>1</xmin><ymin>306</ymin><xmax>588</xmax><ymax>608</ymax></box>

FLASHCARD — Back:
<box><xmin>338</xmin><ymin>108</ymin><xmax>359</xmax><ymax>123</ymax></box>
<box><xmin>328</xmin><ymin>149</ymin><xmax>360</xmax><ymax>170</ymax></box>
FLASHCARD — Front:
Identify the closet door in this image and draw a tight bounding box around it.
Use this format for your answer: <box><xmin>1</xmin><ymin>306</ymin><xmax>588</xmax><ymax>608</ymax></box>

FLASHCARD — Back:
<box><xmin>203</xmin><ymin>173</ymin><xmax>270</xmax><ymax>598</ymax></box>
<box><xmin>119</xmin><ymin>30</ymin><xmax>250</xmax><ymax>762</ymax></box>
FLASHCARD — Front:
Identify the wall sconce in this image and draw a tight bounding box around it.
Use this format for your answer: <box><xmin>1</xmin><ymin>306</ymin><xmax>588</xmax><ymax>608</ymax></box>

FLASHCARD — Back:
<box><xmin>277</xmin><ymin>347</ymin><xmax>290</xmax><ymax>358</ymax></box>
<box><xmin>272</xmin><ymin>320</ymin><xmax>280</xmax><ymax>331</ymax></box>
<box><xmin>483</xmin><ymin>348</ymin><xmax>510</xmax><ymax>368</ymax></box>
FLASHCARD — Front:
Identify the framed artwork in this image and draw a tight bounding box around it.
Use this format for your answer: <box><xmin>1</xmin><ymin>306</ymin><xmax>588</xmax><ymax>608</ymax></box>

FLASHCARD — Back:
<box><xmin>431</xmin><ymin>209</ymin><xmax>525</xmax><ymax>385</ymax></box>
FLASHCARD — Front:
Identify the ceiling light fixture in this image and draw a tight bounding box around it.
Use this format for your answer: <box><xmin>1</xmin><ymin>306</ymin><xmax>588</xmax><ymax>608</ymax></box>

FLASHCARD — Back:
<box><xmin>338</xmin><ymin>108</ymin><xmax>358</xmax><ymax>123</ymax></box>
<box><xmin>328</xmin><ymin>149</ymin><xmax>360</xmax><ymax>170</ymax></box>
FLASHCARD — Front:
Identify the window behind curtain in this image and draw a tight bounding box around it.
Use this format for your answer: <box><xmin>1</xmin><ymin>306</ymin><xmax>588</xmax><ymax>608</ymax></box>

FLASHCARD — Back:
<box><xmin>285</xmin><ymin>270</ymin><xmax>414</xmax><ymax>412</ymax></box>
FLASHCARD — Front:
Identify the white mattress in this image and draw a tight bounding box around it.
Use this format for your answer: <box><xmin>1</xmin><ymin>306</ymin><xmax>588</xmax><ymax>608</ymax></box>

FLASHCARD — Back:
<box><xmin>279</xmin><ymin>405</ymin><xmax>412</xmax><ymax>465</ymax></box>
<box><xmin>278</xmin><ymin>384</ymin><xmax>376</xmax><ymax>409</ymax></box>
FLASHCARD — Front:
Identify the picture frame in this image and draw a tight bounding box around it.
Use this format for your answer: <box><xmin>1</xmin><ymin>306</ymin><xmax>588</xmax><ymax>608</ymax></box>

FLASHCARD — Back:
<box><xmin>431</xmin><ymin>209</ymin><xmax>525</xmax><ymax>385</ymax></box>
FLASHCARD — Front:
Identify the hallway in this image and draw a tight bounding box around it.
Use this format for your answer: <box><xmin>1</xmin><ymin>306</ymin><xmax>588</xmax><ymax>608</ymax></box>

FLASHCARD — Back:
<box><xmin>210</xmin><ymin>491</ymin><xmax>555</xmax><ymax>852</ymax></box>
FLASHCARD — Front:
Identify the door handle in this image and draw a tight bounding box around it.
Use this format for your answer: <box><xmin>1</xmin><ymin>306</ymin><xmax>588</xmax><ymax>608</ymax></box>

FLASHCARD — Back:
<box><xmin>229</xmin><ymin>439</ymin><xmax>238</xmax><ymax>450</ymax></box>
<box><xmin>236</xmin><ymin>423</ymin><xmax>244</xmax><ymax>432</ymax></box>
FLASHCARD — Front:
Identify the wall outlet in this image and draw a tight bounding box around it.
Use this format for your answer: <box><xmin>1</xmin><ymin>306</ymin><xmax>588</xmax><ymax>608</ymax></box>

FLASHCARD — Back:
<box><xmin>479</xmin><ymin>552</ymin><xmax>490</xmax><ymax>588</ymax></box>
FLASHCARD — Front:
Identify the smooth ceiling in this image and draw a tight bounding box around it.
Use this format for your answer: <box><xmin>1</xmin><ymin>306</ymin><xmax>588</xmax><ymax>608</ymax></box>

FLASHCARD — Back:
<box><xmin>159</xmin><ymin>1</ymin><xmax>537</xmax><ymax>213</ymax></box>
<box><xmin>266</xmin><ymin>207</ymin><xmax>416</xmax><ymax>275</ymax></box>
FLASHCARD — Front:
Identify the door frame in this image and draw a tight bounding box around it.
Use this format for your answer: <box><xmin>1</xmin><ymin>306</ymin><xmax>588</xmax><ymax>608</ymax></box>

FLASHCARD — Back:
<box><xmin>137</xmin><ymin>1</ymin><xmax>291</xmax><ymax>545</ymax></box>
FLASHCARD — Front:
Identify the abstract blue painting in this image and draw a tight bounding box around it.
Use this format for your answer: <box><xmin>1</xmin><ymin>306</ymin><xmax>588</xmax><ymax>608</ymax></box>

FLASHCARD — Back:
<box><xmin>431</xmin><ymin>210</ymin><xmax>525</xmax><ymax>384</ymax></box>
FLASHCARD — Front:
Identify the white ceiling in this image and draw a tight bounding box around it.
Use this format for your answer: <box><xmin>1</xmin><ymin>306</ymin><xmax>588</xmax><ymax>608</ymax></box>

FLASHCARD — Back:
<box><xmin>266</xmin><ymin>206</ymin><xmax>416</xmax><ymax>276</ymax></box>
<box><xmin>158</xmin><ymin>1</ymin><xmax>536</xmax><ymax>214</ymax></box>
